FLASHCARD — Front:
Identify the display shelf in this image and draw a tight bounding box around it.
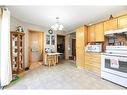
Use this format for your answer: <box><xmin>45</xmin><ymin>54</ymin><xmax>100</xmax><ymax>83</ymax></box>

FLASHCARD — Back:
<box><xmin>10</xmin><ymin>31</ymin><xmax>25</xmax><ymax>74</ymax></box>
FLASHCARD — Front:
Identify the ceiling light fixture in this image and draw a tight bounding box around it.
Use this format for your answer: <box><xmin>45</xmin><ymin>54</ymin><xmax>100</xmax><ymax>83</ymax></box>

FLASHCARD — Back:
<box><xmin>51</xmin><ymin>17</ymin><xmax>64</xmax><ymax>31</ymax></box>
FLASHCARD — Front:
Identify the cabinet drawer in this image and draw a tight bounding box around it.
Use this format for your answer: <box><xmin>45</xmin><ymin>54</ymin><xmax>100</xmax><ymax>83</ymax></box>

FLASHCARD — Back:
<box><xmin>85</xmin><ymin>54</ymin><xmax>101</xmax><ymax>62</ymax></box>
<box><xmin>85</xmin><ymin>60</ymin><xmax>101</xmax><ymax>68</ymax></box>
<box><xmin>92</xmin><ymin>53</ymin><xmax>101</xmax><ymax>57</ymax></box>
<box><xmin>85</xmin><ymin>52</ymin><xmax>100</xmax><ymax>57</ymax></box>
<box><xmin>85</xmin><ymin>64</ymin><xmax>101</xmax><ymax>76</ymax></box>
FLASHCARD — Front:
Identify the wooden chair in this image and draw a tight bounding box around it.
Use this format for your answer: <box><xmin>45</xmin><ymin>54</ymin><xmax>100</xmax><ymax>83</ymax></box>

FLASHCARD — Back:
<box><xmin>46</xmin><ymin>55</ymin><xmax>56</xmax><ymax>67</ymax></box>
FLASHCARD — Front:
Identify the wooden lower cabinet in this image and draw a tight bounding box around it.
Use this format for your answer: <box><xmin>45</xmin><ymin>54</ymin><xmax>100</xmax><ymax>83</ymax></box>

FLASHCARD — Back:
<box><xmin>85</xmin><ymin>64</ymin><xmax>100</xmax><ymax>75</ymax></box>
<box><xmin>85</xmin><ymin>52</ymin><xmax>101</xmax><ymax>76</ymax></box>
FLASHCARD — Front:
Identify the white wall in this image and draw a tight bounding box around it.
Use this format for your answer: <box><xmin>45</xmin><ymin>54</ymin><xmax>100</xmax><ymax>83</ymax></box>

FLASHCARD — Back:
<box><xmin>44</xmin><ymin>30</ymin><xmax>57</xmax><ymax>52</ymax></box>
<box><xmin>10</xmin><ymin>16</ymin><xmax>67</xmax><ymax>67</ymax></box>
<box><xmin>11</xmin><ymin>16</ymin><xmax>47</xmax><ymax>67</ymax></box>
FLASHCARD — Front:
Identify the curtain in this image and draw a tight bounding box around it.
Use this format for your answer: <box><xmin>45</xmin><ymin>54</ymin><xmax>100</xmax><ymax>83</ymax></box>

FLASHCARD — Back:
<box><xmin>0</xmin><ymin>8</ymin><xmax>12</xmax><ymax>86</ymax></box>
<box><xmin>0</xmin><ymin>8</ymin><xmax>1</xmax><ymax>86</ymax></box>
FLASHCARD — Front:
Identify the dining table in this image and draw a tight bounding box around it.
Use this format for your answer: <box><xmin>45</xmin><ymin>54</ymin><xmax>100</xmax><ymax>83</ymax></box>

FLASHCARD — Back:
<box><xmin>44</xmin><ymin>52</ymin><xmax>62</xmax><ymax>66</ymax></box>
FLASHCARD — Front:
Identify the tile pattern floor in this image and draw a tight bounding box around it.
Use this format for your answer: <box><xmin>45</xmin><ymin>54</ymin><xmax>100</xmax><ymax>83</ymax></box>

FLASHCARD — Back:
<box><xmin>5</xmin><ymin>60</ymin><xmax>126</xmax><ymax>89</ymax></box>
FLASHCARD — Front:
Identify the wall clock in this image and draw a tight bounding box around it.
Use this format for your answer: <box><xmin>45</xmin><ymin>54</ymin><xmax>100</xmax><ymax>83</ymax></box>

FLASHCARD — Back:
<box><xmin>48</xmin><ymin>29</ymin><xmax>53</xmax><ymax>34</ymax></box>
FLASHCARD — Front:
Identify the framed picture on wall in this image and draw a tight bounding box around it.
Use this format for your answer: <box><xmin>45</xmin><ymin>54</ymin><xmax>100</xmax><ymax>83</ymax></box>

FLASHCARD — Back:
<box><xmin>51</xmin><ymin>35</ymin><xmax>55</xmax><ymax>45</ymax></box>
<box><xmin>46</xmin><ymin>35</ymin><xmax>50</xmax><ymax>45</ymax></box>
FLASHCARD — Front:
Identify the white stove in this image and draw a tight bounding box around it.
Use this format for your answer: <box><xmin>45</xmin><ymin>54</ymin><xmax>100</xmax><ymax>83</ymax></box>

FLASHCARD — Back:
<box><xmin>105</xmin><ymin>46</ymin><xmax>127</xmax><ymax>55</ymax></box>
<box><xmin>101</xmin><ymin>46</ymin><xmax>127</xmax><ymax>88</ymax></box>
<box><xmin>102</xmin><ymin>52</ymin><xmax>127</xmax><ymax>57</ymax></box>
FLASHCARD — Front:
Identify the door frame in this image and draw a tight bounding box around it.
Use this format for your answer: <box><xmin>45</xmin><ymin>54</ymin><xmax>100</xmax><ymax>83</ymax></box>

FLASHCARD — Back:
<box><xmin>57</xmin><ymin>34</ymin><xmax>66</xmax><ymax>59</ymax></box>
<box><xmin>72</xmin><ymin>38</ymin><xmax>76</xmax><ymax>59</ymax></box>
<box><xmin>28</xmin><ymin>30</ymin><xmax>44</xmax><ymax>67</ymax></box>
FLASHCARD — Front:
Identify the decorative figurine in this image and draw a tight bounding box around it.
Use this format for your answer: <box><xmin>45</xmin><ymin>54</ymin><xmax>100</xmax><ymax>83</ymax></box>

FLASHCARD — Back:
<box><xmin>16</xmin><ymin>26</ymin><xmax>24</xmax><ymax>32</ymax></box>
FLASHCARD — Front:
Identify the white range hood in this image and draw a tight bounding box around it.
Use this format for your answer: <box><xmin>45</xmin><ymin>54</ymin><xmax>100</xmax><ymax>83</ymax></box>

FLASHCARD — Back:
<box><xmin>104</xmin><ymin>28</ymin><xmax>127</xmax><ymax>36</ymax></box>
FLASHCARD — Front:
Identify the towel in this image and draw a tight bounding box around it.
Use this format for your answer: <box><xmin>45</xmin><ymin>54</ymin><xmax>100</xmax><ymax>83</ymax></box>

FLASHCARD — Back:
<box><xmin>110</xmin><ymin>58</ymin><xmax>119</xmax><ymax>69</ymax></box>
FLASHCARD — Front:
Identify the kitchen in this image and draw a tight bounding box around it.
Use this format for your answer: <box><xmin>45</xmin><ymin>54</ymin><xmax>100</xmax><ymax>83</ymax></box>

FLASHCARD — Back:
<box><xmin>76</xmin><ymin>14</ymin><xmax>127</xmax><ymax>88</ymax></box>
<box><xmin>1</xmin><ymin>6</ymin><xmax>127</xmax><ymax>89</ymax></box>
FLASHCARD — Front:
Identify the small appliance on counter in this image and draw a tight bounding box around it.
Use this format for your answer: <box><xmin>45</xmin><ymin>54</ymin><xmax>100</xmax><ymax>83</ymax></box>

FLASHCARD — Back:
<box><xmin>85</xmin><ymin>43</ymin><xmax>102</xmax><ymax>52</ymax></box>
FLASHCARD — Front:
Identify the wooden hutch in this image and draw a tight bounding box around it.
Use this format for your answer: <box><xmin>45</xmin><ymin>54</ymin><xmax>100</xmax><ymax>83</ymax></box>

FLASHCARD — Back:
<box><xmin>10</xmin><ymin>31</ymin><xmax>25</xmax><ymax>74</ymax></box>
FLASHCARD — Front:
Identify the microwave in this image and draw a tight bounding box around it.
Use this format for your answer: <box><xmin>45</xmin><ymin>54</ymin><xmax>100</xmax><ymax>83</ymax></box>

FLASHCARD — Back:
<box><xmin>85</xmin><ymin>44</ymin><xmax>102</xmax><ymax>52</ymax></box>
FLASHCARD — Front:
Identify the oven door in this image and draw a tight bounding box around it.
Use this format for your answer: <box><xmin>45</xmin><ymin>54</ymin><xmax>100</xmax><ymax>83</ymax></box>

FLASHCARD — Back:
<box><xmin>101</xmin><ymin>54</ymin><xmax>127</xmax><ymax>78</ymax></box>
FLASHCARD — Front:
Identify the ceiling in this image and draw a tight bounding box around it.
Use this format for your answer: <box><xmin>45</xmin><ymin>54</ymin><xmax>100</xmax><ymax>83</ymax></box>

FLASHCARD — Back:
<box><xmin>8</xmin><ymin>6</ymin><xmax>127</xmax><ymax>32</ymax></box>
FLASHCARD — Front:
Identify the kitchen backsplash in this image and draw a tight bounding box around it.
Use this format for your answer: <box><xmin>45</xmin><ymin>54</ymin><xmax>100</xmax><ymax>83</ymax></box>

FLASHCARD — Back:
<box><xmin>115</xmin><ymin>34</ymin><xmax>127</xmax><ymax>45</ymax></box>
<box><xmin>105</xmin><ymin>33</ymin><xmax>127</xmax><ymax>46</ymax></box>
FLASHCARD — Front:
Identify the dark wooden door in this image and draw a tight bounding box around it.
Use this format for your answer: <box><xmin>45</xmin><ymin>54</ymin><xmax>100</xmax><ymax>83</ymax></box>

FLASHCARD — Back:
<box><xmin>72</xmin><ymin>39</ymin><xmax>76</xmax><ymax>59</ymax></box>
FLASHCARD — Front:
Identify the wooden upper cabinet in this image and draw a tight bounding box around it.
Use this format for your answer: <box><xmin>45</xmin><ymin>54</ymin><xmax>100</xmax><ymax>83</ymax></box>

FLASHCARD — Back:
<box><xmin>95</xmin><ymin>22</ymin><xmax>104</xmax><ymax>42</ymax></box>
<box><xmin>118</xmin><ymin>15</ymin><xmax>127</xmax><ymax>28</ymax></box>
<box><xmin>88</xmin><ymin>25</ymin><xmax>95</xmax><ymax>42</ymax></box>
<box><xmin>104</xmin><ymin>18</ymin><xmax>118</xmax><ymax>32</ymax></box>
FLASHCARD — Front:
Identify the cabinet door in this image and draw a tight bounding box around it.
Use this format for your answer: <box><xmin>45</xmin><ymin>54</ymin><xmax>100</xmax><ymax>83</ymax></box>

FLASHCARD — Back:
<box><xmin>88</xmin><ymin>25</ymin><xmax>95</xmax><ymax>42</ymax></box>
<box><xmin>118</xmin><ymin>15</ymin><xmax>127</xmax><ymax>28</ymax></box>
<box><xmin>95</xmin><ymin>23</ymin><xmax>104</xmax><ymax>42</ymax></box>
<box><xmin>104</xmin><ymin>18</ymin><xmax>118</xmax><ymax>32</ymax></box>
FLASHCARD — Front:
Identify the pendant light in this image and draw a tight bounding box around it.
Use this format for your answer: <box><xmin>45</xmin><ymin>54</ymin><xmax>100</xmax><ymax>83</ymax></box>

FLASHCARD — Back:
<box><xmin>51</xmin><ymin>17</ymin><xmax>64</xmax><ymax>31</ymax></box>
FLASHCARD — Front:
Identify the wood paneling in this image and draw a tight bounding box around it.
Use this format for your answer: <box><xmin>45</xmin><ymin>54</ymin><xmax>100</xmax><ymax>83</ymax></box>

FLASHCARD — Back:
<box><xmin>76</xmin><ymin>26</ymin><xmax>87</xmax><ymax>68</ymax></box>
<box><xmin>104</xmin><ymin>18</ymin><xmax>118</xmax><ymax>31</ymax></box>
<box><xmin>118</xmin><ymin>15</ymin><xmax>127</xmax><ymax>28</ymax></box>
<box><xmin>95</xmin><ymin>22</ymin><xmax>104</xmax><ymax>42</ymax></box>
<box><xmin>76</xmin><ymin>27</ymin><xmax>85</xmax><ymax>48</ymax></box>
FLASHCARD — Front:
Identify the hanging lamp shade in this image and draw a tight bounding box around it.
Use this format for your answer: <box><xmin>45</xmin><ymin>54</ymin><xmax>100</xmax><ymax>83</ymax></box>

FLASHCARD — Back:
<box><xmin>51</xmin><ymin>17</ymin><xmax>64</xmax><ymax>31</ymax></box>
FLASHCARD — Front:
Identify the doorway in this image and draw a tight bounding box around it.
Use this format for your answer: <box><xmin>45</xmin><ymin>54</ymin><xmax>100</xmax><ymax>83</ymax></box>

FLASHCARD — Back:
<box><xmin>57</xmin><ymin>35</ymin><xmax>65</xmax><ymax>59</ymax></box>
<box><xmin>28</xmin><ymin>30</ymin><xmax>44</xmax><ymax>68</ymax></box>
<box><xmin>68</xmin><ymin>32</ymin><xmax>76</xmax><ymax>61</ymax></box>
